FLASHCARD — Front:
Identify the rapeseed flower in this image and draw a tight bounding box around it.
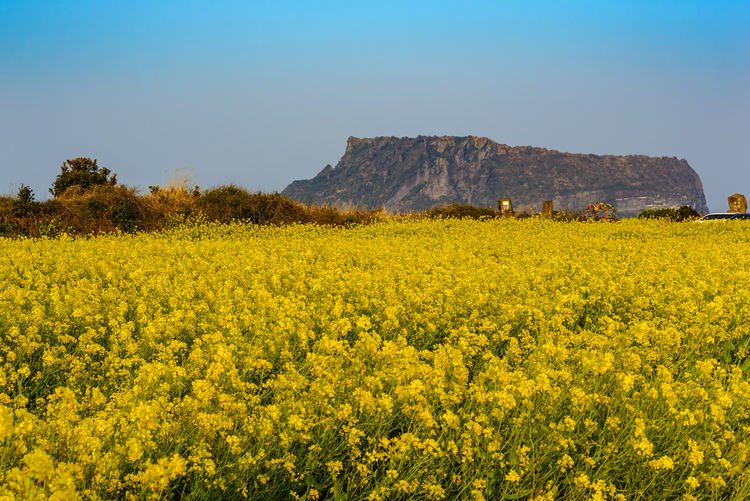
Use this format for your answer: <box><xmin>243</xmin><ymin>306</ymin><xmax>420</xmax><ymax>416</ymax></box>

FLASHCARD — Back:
<box><xmin>0</xmin><ymin>219</ymin><xmax>748</xmax><ymax>499</ymax></box>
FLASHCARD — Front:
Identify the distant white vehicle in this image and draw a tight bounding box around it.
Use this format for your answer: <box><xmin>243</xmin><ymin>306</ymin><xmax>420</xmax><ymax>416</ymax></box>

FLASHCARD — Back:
<box><xmin>696</xmin><ymin>212</ymin><xmax>750</xmax><ymax>222</ymax></box>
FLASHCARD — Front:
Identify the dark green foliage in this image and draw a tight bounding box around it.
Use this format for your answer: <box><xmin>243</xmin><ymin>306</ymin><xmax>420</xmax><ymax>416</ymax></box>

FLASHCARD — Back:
<box><xmin>59</xmin><ymin>185</ymin><xmax>144</xmax><ymax>234</ymax></box>
<box><xmin>420</xmin><ymin>203</ymin><xmax>499</xmax><ymax>220</ymax></box>
<box><xmin>638</xmin><ymin>206</ymin><xmax>700</xmax><ymax>222</ymax></box>
<box><xmin>196</xmin><ymin>185</ymin><xmax>310</xmax><ymax>225</ymax></box>
<box><xmin>196</xmin><ymin>186</ymin><xmax>382</xmax><ymax>227</ymax></box>
<box><xmin>110</xmin><ymin>198</ymin><xmax>142</xmax><ymax>233</ymax></box>
<box><xmin>676</xmin><ymin>205</ymin><xmax>701</xmax><ymax>220</ymax></box>
<box><xmin>50</xmin><ymin>158</ymin><xmax>117</xmax><ymax>197</ymax></box>
<box><xmin>86</xmin><ymin>197</ymin><xmax>107</xmax><ymax>218</ymax></box>
<box><xmin>16</xmin><ymin>185</ymin><xmax>34</xmax><ymax>204</ymax></box>
<box><xmin>13</xmin><ymin>185</ymin><xmax>38</xmax><ymax>216</ymax></box>
<box><xmin>547</xmin><ymin>210</ymin><xmax>584</xmax><ymax>222</ymax></box>
<box><xmin>510</xmin><ymin>209</ymin><xmax>583</xmax><ymax>221</ymax></box>
<box><xmin>0</xmin><ymin>196</ymin><xmax>15</xmax><ymax>235</ymax></box>
<box><xmin>0</xmin><ymin>220</ymin><xmax>13</xmax><ymax>236</ymax></box>
<box><xmin>1</xmin><ymin>195</ymin><xmax>65</xmax><ymax>237</ymax></box>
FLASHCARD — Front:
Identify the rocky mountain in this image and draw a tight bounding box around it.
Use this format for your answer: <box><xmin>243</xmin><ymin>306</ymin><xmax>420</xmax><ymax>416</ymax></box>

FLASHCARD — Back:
<box><xmin>282</xmin><ymin>136</ymin><xmax>708</xmax><ymax>216</ymax></box>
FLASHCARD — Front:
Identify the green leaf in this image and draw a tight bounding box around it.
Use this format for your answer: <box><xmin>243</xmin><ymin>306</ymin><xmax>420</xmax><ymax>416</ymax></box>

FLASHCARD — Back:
<box><xmin>333</xmin><ymin>477</ymin><xmax>348</xmax><ymax>501</ymax></box>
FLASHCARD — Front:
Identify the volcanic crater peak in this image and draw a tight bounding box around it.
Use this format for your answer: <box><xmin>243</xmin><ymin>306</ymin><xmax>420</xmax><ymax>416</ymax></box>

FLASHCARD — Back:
<box><xmin>283</xmin><ymin>136</ymin><xmax>707</xmax><ymax>216</ymax></box>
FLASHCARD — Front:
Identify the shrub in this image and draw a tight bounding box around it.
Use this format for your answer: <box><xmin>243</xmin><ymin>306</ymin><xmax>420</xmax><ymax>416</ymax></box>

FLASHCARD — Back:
<box><xmin>13</xmin><ymin>185</ymin><xmax>39</xmax><ymax>217</ymax></box>
<box><xmin>53</xmin><ymin>184</ymin><xmax>144</xmax><ymax>234</ymax></box>
<box><xmin>675</xmin><ymin>205</ymin><xmax>701</xmax><ymax>220</ymax></box>
<box><xmin>197</xmin><ymin>186</ymin><xmax>310</xmax><ymax>225</ymax></box>
<box><xmin>110</xmin><ymin>198</ymin><xmax>141</xmax><ymax>233</ymax></box>
<box><xmin>138</xmin><ymin>185</ymin><xmax>200</xmax><ymax>230</ymax></box>
<box><xmin>0</xmin><ymin>196</ymin><xmax>15</xmax><ymax>235</ymax></box>
<box><xmin>420</xmin><ymin>203</ymin><xmax>498</xmax><ymax>220</ymax></box>
<box><xmin>548</xmin><ymin>210</ymin><xmax>583</xmax><ymax>222</ymax></box>
<box><xmin>50</xmin><ymin>158</ymin><xmax>117</xmax><ymax>197</ymax></box>
<box><xmin>638</xmin><ymin>206</ymin><xmax>700</xmax><ymax>222</ymax></box>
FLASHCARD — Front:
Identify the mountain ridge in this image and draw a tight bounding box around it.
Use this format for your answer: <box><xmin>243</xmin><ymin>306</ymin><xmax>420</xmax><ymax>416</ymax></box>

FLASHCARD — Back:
<box><xmin>283</xmin><ymin>136</ymin><xmax>708</xmax><ymax>216</ymax></box>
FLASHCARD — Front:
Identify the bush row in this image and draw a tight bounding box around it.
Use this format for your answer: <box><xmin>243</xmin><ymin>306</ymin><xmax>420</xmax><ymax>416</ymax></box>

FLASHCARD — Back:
<box><xmin>1</xmin><ymin>188</ymin><xmax>707</xmax><ymax>237</ymax></box>
<box><xmin>637</xmin><ymin>206</ymin><xmax>701</xmax><ymax>222</ymax></box>
<box><xmin>0</xmin><ymin>185</ymin><xmax>382</xmax><ymax>237</ymax></box>
<box><xmin>1</xmin><ymin>156</ymin><xmax>703</xmax><ymax>236</ymax></box>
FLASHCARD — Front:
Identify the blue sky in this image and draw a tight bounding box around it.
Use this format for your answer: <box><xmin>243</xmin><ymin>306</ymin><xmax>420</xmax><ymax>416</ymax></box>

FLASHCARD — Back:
<box><xmin>1</xmin><ymin>0</ymin><xmax>748</xmax><ymax>211</ymax></box>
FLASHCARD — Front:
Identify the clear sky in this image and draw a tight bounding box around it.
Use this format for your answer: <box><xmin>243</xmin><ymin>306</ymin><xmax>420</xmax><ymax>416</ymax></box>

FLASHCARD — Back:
<box><xmin>1</xmin><ymin>0</ymin><xmax>748</xmax><ymax>211</ymax></box>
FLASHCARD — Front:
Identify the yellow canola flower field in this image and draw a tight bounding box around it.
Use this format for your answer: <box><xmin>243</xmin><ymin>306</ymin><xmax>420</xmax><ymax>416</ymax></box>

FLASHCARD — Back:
<box><xmin>1</xmin><ymin>219</ymin><xmax>750</xmax><ymax>500</ymax></box>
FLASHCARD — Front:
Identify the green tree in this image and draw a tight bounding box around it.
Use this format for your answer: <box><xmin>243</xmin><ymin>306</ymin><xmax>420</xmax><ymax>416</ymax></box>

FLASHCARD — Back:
<box><xmin>50</xmin><ymin>157</ymin><xmax>117</xmax><ymax>197</ymax></box>
<box><xmin>16</xmin><ymin>184</ymin><xmax>34</xmax><ymax>205</ymax></box>
<box><xmin>13</xmin><ymin>184</ymin><xmax>38</xmax><ymax>217</ymax></box>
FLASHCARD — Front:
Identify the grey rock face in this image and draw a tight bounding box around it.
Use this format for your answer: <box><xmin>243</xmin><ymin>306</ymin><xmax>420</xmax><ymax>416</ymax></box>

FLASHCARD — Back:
<box><xmin>282</xmin><ymin>136</ymin><xmax>708</xmax><ymax>216</ymax></box>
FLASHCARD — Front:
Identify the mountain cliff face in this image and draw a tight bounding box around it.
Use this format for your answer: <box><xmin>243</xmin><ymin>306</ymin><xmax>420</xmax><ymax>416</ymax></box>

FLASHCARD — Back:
<box><xmin>282</xmin><ymin>136</ymin><xmax>708</xmax><ymax>216</ymax></box>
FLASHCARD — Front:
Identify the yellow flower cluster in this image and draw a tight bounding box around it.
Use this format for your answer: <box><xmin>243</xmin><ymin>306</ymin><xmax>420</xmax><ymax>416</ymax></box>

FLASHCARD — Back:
<box><xmin>1</xmin><ymin>219</ymin><xmax>749</xmax><ymax>499</ymax></box>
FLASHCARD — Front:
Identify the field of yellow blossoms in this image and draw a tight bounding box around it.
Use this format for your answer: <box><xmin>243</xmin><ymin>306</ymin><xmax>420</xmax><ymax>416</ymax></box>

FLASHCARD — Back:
<box><xmin>1</xmin><ymin>219</ymin><xmax>750</xmax><ymax>500</ymax></box>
